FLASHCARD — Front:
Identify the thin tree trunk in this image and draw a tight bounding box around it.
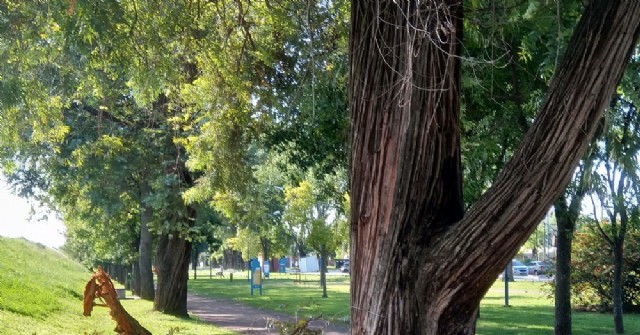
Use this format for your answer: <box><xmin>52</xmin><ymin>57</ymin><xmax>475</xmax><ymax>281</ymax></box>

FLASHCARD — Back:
<box><xmin>222</xmin><ymin>248</ymin><xmax>244</xmax><ymax>270</ymax></box>
<box><xmin>554</xmin><ymin>196</ymin><xmax>574</xmax><ymax>335</ymax></box>
<box><xmin>554</xmin><ymin>143</ymin><xmax>597</xmax><ymax>335</ymax></box>
<box><xmin>139</xmin><ymin>181</ymin><xmax>155</xmax><ymax>300</ymax></box>
<box><xmin>260</xmin><ymin>237</ymin><xmax>270</xmax><ymax>268</ymax></box>
<box><xmin>613</xmin><ymin>238</ymin><xmax>624</xmax><ymax>334</ymax></box>
<box><xmin>348</xmin><ymin>1</ymin><xmax>640</xmax><ymax>334</ymax></box>
<box><xmin>193</xmin><ymin>247</ymin><xmax>198</xmax><ymax>280</ymax></box>
<box><xmin>133</xmin><ymin>261</ymin><xmax>141</xmax><ymax>297</ymax></box>
<box><xmin>297</xmin><ymin>240</ymin><xmax>306</xmax><ymax>257</ymax></box>
<box><xmin>320</xmin><ymin>244</ymin><xmax>328</xmax><ymax>298</ymax></box>
<box><xmin>154</xmin><ymin>226</ymin><xmax>192</xmax><ymax>317</ymax></box>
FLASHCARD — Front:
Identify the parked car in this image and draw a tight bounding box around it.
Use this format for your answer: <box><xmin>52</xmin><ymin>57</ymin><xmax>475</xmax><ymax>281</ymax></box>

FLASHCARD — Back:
<box><xmin>528</xmin><ymin>260</ymin><xmax>552</xmax><ymax>275</ymax></box>
<box><xmin>341</xmin><ymin>261</ymin><xmax>350</xmax><ymax>273</ymax></box>
<box><xmin>512</xmin><ymin>259</ymin><xmax>529</xmax><ymax>277</ymax></box>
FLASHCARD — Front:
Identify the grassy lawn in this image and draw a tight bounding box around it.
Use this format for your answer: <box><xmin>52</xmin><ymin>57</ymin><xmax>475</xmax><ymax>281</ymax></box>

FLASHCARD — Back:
<box><xmin>188</xmin><ymin>271</ymin><xmax>351</xmax><ymax>322</ymax></box>
<box><xmin>0</xmin><ymin>237</ymin><xmax>236</xmax><ymax>335</ymax></box>
<box><xmin>188</xmin><ymin>271</ymin><xmax>640</xmax><ymax>334</ymax></box>
<box><xmin>479</xmin><ymin>281</ymin><xmax>640</xmax><ymax>334</ymax></box>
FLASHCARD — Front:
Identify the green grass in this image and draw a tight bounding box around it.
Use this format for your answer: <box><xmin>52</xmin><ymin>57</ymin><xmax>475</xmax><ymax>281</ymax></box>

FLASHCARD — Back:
<box><xmin>0</xmin><ymin>237</ymin><xmax>237</xmax><ymax>335</ymax></box>
<box><xmin>479</xmin><ymin>281</ymin><xmax>640</xmax><ymax>335</ymax></box>
<box><xmin>189</xmin><ymin>272</ymin><xmax>640</xmax><ymax>334</ymax></box>
<box><xmin>188</xmin><ymin>271</ymin><xmax>351</xmax><ymax>322</ymax></box>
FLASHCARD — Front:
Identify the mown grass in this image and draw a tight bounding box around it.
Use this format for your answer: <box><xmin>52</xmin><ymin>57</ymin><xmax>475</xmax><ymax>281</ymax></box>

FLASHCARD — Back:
<box><xmin>188</xmin><ymin>271</ymin><xmax>351</xmax><ymax>323</ymax></box>
<box><xmin>189</xmin><ymin>271</ymin><xmax>640</xmax><ymax>334</ymax></box>
<box><xmin>0</xmin><ymin>237</ymin><xmax>237</xmax><ymax>335</ymax></box>
<box><xmin>479</xmin><ymin>281</ymin><xmax>640</xmax><ymax>335</ymax></box>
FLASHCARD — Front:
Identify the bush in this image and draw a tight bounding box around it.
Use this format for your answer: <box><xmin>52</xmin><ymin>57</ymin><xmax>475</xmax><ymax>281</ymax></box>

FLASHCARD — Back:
<box><xmin>570</xmin><ymin>226</ymin><xmax>640</xmax><ymax>313</ymax></box>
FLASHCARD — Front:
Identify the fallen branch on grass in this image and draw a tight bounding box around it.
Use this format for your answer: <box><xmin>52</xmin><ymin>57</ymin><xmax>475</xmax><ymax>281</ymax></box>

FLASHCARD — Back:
<box><xmin>267</xmin><ymin>315</ymin><xmax>323</xmax><ymax>335</ymax></box>
<box><xmin>83</xmin><ymin>266</ymin><xmax>152</xmax><ymax>335</ymax></box>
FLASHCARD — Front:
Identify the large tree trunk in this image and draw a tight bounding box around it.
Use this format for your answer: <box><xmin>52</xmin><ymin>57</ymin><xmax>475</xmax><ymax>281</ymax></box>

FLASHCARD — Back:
<box><xmin>139</xmin><ymin>181</ymin><xmax>155</xmax><ymax>301</ymax></box>
<box><xmin>154</xmin><ymin>229</ymin><xmax>192</xmax><ymax>317</ymax></box>
<box><xmin>348</xmin><ymin>1</ymin><xmax>640</xmax><ymax>334</ymax></box>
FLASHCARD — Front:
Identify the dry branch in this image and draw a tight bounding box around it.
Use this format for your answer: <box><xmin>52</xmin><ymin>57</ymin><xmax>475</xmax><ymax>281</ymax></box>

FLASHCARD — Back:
<box><xmin>83</xmin><ymin>266</ymin><xmax>152</xmax><ymax>335</ymax></box>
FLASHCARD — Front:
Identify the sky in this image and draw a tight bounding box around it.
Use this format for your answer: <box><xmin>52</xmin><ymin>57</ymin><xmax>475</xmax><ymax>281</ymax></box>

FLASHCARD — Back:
<box><xmin>0</xmin><ymin>177</ymin><xmax>65</xmax><ymax>248</ymax></box>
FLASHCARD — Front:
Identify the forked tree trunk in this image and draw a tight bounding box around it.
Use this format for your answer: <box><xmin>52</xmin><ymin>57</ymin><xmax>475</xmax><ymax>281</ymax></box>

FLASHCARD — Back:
<box><xmin>154</xmin><ymin>227</ymin><xmax>192</xmax><ymax>317</ymax></box>
<box><xmin>139</xmin><ymin>181</ymin><xmax>155</xmax><ymax>301</ymax></box>
<box><xmin>348</xmin><ymin>1</ymin><xmax>640</xmax><ymax>334</ymax></box>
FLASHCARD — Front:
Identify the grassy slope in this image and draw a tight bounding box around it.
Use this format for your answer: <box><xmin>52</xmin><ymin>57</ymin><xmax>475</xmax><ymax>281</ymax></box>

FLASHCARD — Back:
<box><xmin>189</xmin><ymin>272</ymin><xmax>640</xmax><ymax>334</ymax></box>
<box><xmin>0</xmin><ymin>237</ymin><xmax>235</xmax><ymax>335</ymax></box>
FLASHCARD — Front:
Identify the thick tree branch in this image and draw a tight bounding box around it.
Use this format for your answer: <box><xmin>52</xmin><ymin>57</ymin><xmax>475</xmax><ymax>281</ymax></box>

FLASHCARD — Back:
<box><xmin>435</xmin><ymin>0</ymin><xmax>640</xmax><ymax>307</ymax></box>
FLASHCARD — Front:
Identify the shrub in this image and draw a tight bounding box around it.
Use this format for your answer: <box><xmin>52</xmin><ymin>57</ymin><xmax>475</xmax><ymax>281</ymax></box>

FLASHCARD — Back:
<box><xmin>570</xmin><ymin>226</ymin><xmax>640</xmax><ymax>313</ymax></box>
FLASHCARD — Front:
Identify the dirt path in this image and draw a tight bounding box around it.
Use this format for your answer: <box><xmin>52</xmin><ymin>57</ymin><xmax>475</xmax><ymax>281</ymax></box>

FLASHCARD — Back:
<box><xmin>187</xmin><ymin>293</ymin><xmax>349</xmax><ymax>335</ymax></box>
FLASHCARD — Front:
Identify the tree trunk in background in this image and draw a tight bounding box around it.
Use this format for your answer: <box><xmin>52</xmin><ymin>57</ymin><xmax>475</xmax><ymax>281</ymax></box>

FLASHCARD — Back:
<box><xmin>613</xmin><ymin>238</ymin><xmax>625</xmax><ymax>334</ymax></box>
<box><xmin>192</xmin><ymin>247</ymin><xmax>198</xmax><ymax>280</ymax></box>
<box><xmin>348</xmin><ymin>1</ymin><xmax>640</xmax><ymax>334</ymax></box>
<box><xmin>139</xmin><ymin>181</ymin><xmax>155</xmax><ymax>301</ymax></box>
<box><xmin>260</xmin><ymin>237</ymin><xmax>270</xmax><ymax>268</ymax></box>
<box><xmin>133</xmin><ymin>262</ymin><xmax>141</xmax><ymax>297</ymax></box>
<box><xmin>154</xmin><ymin>229</ymin><xmax>192</xmax><ymax>317</ymax></box>
<box><xmin>297</xmin><ymin>241</ymin><xmax>306</xmax><ymax>258</ymax></box>
<box><xmin>554</xmin><ymin>196</ymin><xmax>575</xmax><ymax>335</ymax></box>
<box><xmin>320</xmin><ymin>245</ymin><xmax>328</xmax><ymax>298</ymax></box>
<box><xmin>554</xmin><ymin>147</ymin><xmax>595</xmax><ymax>335</ymax></box>
<box><xmin>222</xmin><ymin>249</ymin><xmax>244</xmax><ymax>270</ymax></box>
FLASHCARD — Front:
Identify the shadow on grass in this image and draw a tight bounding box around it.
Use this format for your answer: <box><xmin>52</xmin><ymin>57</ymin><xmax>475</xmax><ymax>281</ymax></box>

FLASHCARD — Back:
<box><xmin>188</xmin><ymin>277</ymin><xmax>351</xmax><ymax>322</ymax></box>
<box><xmin>478</xmin><ymin>304</ymin><xmax>554</xmax><ymax>335</ymax></box>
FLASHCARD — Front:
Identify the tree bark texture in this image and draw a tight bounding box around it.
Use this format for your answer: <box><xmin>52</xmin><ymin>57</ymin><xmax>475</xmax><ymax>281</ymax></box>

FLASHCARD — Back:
<box><xmin>139</xmin><ymin>181</ymin><xmax>155</xmax><ymax>301</ymax></box>
<box><xmin>154</xmin><ymin>227</ymin><xmax>192</xmax><ymax>317</ymax></box>
<box><xmin>348</xmin><ymin>1</ymin><xmax>640</xmax><ymax>334</ymax></box>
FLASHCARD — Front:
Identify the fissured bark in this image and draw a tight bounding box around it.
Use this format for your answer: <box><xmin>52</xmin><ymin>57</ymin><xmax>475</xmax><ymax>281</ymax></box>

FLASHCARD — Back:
<box><xmin>348</xmin><ymin>1</ymin><xmax>640</xmax><ymax>334</ymax></box>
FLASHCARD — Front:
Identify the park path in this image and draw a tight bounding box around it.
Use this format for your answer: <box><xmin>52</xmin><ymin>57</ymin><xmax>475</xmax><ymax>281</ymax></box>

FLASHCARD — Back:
<box><xmin>187</xmin><ymin>293</ymin><xmax>350</xmax><ymax>335</ymax></box>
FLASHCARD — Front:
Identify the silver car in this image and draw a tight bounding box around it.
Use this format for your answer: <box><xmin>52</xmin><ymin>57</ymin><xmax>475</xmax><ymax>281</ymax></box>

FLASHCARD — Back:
<box><xmin>512</xmin><ymin>260</ymin><xmax>529</xmax><ymax>276</ymax></box>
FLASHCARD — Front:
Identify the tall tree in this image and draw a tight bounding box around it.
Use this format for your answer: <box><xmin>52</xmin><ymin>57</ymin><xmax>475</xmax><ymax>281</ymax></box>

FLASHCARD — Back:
<box><xmin>553</xmin><ymin>144</ymin><xmax>597</xmax><ymax>335</ymax></box>
<box><xmin>589</xmin><ymin>91</ymin><xmax>640</xmax><ymax>334</ymax></box>
<box><xmin>348</xmin><ymin>1</ymin><xmax>640</xmax><ymax>334</ymax></box>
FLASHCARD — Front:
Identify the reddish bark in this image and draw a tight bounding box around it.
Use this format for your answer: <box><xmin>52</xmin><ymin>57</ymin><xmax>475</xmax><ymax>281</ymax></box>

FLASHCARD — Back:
<box><xmin>348</xmin><ymin>1</ymin><xmax>640</xmax><ymax>334</ymax></box>
<box><xmin>83</xmin><ymin>267</ymin><xmax>152</xmax><ymax>335</ymax></box>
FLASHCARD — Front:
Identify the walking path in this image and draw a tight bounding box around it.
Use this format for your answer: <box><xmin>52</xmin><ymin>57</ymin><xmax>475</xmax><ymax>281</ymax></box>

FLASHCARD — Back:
<box><xmin>187</xmin><ymin>293</ymin><xmax>349</xmax><ymax>335</ymax></box>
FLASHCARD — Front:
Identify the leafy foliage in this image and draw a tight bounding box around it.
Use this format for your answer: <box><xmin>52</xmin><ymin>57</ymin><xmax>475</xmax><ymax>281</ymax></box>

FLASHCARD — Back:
<box><xmin>571</xmin><ymin>225</ymin><xmax>640</xmax><ymax>313</ymax></box>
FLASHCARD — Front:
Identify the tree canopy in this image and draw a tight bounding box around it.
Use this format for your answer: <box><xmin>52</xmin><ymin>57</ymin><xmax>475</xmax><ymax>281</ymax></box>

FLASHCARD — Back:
<box><xmin>2</xmin><ymin>0</ymin><xmax>640</xmax><ymax>333</ymax></box>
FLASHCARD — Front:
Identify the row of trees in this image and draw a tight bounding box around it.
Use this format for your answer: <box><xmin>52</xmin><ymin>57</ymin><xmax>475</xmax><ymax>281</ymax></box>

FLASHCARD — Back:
<box><xmin>1</xmin><ymin>0</ymin><xmax>640</xmax><ymax>334</ymax></box>
<box><xmin>0</xmin><ymin>0</ymin><xmax>350</xmax><ymax>316</ymax></box>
